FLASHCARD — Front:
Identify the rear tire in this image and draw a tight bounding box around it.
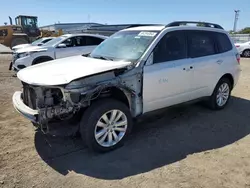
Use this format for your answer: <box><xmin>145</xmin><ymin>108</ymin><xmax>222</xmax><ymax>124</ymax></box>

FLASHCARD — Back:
<box><xmin>243</xmin><ymin>49</ymin><xmax>250</xmax><ymax>58</ymax></box>
<box><xmin>80</xmin><ymin>99</ymin><xmax>133</xmax><ymax>153</ymax></box>
<box><xmin>207</xmin><ymin>78</ymin><xmax>232</xmax><ymax>110</ymax></box>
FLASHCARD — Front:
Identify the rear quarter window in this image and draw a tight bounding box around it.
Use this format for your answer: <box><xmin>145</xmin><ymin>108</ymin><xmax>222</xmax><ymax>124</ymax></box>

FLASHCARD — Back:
<box><xmin>188</xmin><ymin>31</ymin><xmax>216</xmax><ymax>58</ymax></box>
<box><xmin>42</xmin><ymin>39</ymin><xmax>52</xmax><ymax>43</ymax></box>
<box><xmin>86</xmin><ymin>37</ymin><xmax>104</xmax><ymax>46</ymax></box>
<box><xmin>215</xmin><ymin>32</ymin><xmax>232</xmax><ymax>53</ymax></box>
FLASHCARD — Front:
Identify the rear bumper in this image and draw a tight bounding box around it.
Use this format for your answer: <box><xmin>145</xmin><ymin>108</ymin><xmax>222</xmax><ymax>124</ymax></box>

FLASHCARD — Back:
<box><xmin>12</xmin><ymin>91</ymin><xmax>38</xmax><ymax>123</ymax></box>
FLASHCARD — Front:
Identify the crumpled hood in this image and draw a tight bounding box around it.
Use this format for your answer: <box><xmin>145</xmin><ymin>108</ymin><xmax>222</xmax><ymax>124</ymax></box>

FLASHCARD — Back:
<box><xmin>17</xmin><ymin>55</ymin><xmax>131</xmax><ymax>86</ymax></box>
<box><xmin>15</xmin><ymin>45</ymin><xmax>48</xmax><ymax>53</ymax></box>
<box><xmin>12</xmin><ymin>44</ymin><xmax>31</xmax><ymax>50</ymax></box>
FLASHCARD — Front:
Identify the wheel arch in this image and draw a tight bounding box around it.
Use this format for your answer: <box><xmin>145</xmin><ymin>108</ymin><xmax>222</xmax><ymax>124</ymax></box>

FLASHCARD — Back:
<box><xmin>220</xmin><ymin>73</ymin><xmax>234</xmax><ymax>88</ymax></box>
<box><xmin>101</xmin><ymin>86</ymin><xmax>131</xmax><ymax>109</ymax></box>
<box><xmin>242</xmin><ymin>48</ymin><xmax>250</xmax><ymax>56</ymax></box>
<box><xmin>32</xmin><ymin>56</ymin><xmax>54</xmax><ymax>65</ymax></box>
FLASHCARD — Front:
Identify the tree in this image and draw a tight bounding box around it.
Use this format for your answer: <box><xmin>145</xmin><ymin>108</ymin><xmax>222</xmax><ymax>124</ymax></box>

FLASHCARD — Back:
<box><xmin>238</xmin><ymin>27</ymin><xmax>250</xmax><ymax>34</ymax></box>
<box><xmin>196</xmin><ymin>22</ymin><xmax>206</xmax><ymax>27</ymax></box>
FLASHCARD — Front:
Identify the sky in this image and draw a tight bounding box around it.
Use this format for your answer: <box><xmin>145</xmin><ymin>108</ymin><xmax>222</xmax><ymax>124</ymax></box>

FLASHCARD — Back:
<box><xmin>1</xmin><ymin>0</ymin><xmax>249</xmax><ymax>31</ymax></box>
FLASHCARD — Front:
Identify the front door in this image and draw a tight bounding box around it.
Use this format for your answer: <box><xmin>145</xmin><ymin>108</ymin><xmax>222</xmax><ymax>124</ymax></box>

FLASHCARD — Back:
<box><xmin>55</xmin><ymin>37</ymin><xmax>79</xmax><ymax>59</ymax></box>
<box><xmin>143</xmin><ymin>30</ymin><xmax>194</xmax><ymax>113</ymax></box>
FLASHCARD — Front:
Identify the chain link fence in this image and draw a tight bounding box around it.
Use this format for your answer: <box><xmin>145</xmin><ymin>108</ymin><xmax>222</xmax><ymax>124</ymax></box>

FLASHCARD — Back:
<box><xmin>230</xmin><ymin>34</ymin><xmax>250</xmax><ymax>43</ymax></box>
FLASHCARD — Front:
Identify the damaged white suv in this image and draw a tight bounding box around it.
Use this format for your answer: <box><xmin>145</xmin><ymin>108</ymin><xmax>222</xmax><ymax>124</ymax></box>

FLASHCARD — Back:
<box><xmin>13</xmin><ymin>21</ymin><xmax>241</xmax><ymax>152</ymax></box>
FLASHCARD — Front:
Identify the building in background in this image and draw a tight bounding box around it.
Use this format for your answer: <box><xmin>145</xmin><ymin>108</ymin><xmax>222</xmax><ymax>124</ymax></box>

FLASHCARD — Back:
<box><xmin>230</xmin><ymin>34</ymin><xmax>250</xmax><ymax>43</ymax></box>
<box><xmin>39</xmin><ymin>23</ymin><xmax>103</xmax><ymax>33</ymax></box>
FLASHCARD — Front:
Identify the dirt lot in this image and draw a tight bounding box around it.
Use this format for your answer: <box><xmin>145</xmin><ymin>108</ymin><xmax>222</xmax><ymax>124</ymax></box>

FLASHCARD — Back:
<box><xmin>0</xmin><ymin>55</ymin><xmax>249</xmax><ymax>188</ymax></box>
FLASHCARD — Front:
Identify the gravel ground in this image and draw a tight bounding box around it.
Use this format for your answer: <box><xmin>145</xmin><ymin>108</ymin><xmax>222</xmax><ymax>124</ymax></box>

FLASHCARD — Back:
<box><xmin>0</xmin><ymin>55</ymin><xmax>249</xmax><ymax>188</ymax></box>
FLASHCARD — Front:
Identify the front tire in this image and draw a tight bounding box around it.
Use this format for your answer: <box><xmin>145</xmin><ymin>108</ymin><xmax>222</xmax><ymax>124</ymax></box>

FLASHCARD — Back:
<box><xmin>80</xmin><ymin>99</ymin><xmax>133</xmax><ymax>153</ymax></box>
<box><xmin>208</xmin><ymin>78</ymin><xmax>232</xmax><ymax>110</ymax></box>
<box><xmin>32</xmin><ymin>57</ymin><xmax>53</xmax><ymax>65</ymax></box>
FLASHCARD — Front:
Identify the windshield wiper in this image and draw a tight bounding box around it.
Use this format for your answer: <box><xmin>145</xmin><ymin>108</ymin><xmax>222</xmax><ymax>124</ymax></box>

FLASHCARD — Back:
<box><xmin>91</xmin><ymin>55</ymin><xmax>113</xmax><ymax>61</ymax></box>
<box><xmin>82</xmin><ymin>53</ymin><xmax>91</xmax><ymax>57</ymax></box>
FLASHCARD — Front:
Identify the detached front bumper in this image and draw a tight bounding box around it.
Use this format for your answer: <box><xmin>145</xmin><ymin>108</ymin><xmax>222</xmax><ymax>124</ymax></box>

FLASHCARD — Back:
<box><xmin>12</xmin><ymin>91</ymin><xmax>38</xmax><ymax>123</ymax></box>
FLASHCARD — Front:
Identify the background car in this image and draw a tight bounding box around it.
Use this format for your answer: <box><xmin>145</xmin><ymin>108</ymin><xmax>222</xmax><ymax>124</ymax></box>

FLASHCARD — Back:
<box><xmin>10</xmin><ymin>33</ymin><xmax>108</xmax><ymax>71</ymax></box>
<box><xmin>235</xmin><ymin>41</ymin><xmax>250</xmax><ymax>57</ymax></box>
<box><xmin>11</xmin><ymin>37</ymin><xmax>55</xmax><ymax>51</ymax></box>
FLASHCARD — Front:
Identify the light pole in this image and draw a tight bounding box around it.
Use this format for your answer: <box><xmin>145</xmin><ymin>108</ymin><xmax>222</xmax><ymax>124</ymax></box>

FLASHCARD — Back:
<box><xmin>233</xmin><ymin>10</ymin><xmax>240</xmax><ymax>32</ymax></box>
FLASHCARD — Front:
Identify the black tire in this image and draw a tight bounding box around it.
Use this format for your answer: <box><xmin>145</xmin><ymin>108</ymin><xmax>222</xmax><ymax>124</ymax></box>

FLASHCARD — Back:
<box><xmin>80</xmin><ymin>98</ymin><xmax>133</xmax><ymax>153</ymax></box>
<box><xmin>11</xmin><ymin>38</ymin><xmax>29</xmax><ymax>48</ymax></box>
<box><xmin>207</xmin><ymin>78</ymin><xmax>232</xmax><ymax>110</ymax></box>
<box><xmin>243</xmin><ymin>49</ymin><xmax>250</xmax><ymax>58</ymax></box>
<box><xmin>32</xmin><ymin>57</ymin><xmax>53</xmax><ymax>65</ymax></box>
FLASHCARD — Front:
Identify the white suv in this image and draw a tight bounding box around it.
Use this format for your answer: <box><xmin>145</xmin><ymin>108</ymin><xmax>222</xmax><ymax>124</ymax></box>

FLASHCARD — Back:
<box><xmin>235</xmin><ymin>41</ymin><xmax>250</xmax><ymax>57</ymax></box>
<box><xmin>9</xmin><ymin>34</ymin><xmax>108</xmax><ymax>71</ymax></box>
<box><xmin>12</xmin><ymin>21</ymin><xmax>241</xmax><ymax>153</ymax></box>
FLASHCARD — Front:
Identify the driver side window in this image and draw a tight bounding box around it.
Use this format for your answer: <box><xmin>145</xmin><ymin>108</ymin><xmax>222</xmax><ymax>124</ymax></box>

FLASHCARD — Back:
<box><xmin>61</xmin><ymin>37</ymin><xmax>75</xmax><ymax>47</ymax></box>
<box><xmin>153</xmin><ymin>31</ymin><xmax>186</xmax><ymax>64</ymax></box>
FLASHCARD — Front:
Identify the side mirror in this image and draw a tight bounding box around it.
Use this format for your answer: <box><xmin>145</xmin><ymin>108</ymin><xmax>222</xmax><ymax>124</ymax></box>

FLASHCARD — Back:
<box><xmin>57</xmin><ymin>43</ymin><xmax>67</xmax><ymax>48</ymax></box>
<box><xmin>37</xmin><ymin>43</ymin><xmax>43</xmax><ymax>46</ymax></box>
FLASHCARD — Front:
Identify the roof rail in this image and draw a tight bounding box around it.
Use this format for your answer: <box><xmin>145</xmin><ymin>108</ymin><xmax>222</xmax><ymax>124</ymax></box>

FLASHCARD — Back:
<box><xmin>166</xmin><ymin>21</ymin><xmax>224</xmax><ymax>30</ymax></box>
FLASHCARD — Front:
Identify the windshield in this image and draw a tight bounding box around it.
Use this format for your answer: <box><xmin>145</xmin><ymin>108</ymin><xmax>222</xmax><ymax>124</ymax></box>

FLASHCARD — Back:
<box><xmin>42</xmin><ymin>36</ymin><xmax>67</xmax><ymax>47</ymax></box>
<box><xmin>31</xmin><ymin>38</ymin><xmax>44</xmax><ymax>45</ymax></box>
<box><xmin>21</xmin><ymin>17</ymin><xmax>38</xmax><ymax>28</ymax></box>
<box><xmin>90</xmin><ymin>30</ymin><xmax>159</xmax><ymax>62</ymax></box>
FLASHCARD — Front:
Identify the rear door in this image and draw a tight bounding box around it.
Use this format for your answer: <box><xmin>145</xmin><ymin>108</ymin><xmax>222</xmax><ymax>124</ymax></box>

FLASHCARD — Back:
<box><xmin>83</xmin><ymin>36</ymin><xmax>105</xmax><ymax>53</ymax></box>
<box><xmin>187</xmin><ymin>30</ymin><xmax>222</xmax><ymax>99</ymax></box>
<box><xmin>71</xmin><ymin>36</ymin><xmax>105</xmax><ymax>55</ymax></box>
<box><xmin>143</xmin><ymin>30</ymin><xmax>194</xmax><ymax>113</ymax></box>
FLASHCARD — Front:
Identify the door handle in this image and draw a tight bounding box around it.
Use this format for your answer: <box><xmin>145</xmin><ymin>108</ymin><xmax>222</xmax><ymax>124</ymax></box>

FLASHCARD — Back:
<box><xmin>183</xmin><ymin>66</ymin><xmax>193</xmax><ymax>71</ymax></box>
<box><xmin>216</xmin><ymin>60</ymin><xmax>223</xmax><ymax>64</ymax></box>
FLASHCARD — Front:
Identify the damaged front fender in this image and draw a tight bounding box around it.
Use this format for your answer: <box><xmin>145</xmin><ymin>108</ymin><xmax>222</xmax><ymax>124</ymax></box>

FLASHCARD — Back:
<box><xmin>63</xmin><ymin>68</ymin><xmax>143</xmax><ymax>117</ymax></box>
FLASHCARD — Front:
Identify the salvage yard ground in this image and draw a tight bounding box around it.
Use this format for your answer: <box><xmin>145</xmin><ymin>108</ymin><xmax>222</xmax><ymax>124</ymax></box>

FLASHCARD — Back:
<box><xmin>0</xmin><ymin>55</ymin><xmax>250</xmax><ymax>188</ymax></box>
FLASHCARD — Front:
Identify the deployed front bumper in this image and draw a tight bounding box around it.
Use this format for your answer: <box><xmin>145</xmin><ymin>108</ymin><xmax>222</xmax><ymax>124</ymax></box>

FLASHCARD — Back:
<box><xmin>12</xmin><ymin>91</ymin><xmax>38</xmax><ymax>123</ymax></box>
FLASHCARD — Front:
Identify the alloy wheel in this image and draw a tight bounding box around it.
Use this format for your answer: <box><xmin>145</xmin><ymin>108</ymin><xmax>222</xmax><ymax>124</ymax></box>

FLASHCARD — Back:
<box><xmin>216</xmin><ymin>83</ymin><xmax>230</xmax><ymax>107</ymax></box>
<box><xmin>94</xmin><ymin>109</ymin><xmax>128</xmax><ymax>147</ymax></box>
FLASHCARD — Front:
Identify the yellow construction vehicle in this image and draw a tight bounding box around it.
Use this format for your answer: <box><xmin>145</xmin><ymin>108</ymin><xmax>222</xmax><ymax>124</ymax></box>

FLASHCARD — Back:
<box><xmin>0</xmin><ymin>15</ymin><xmax>40</xmax><ymax>48</ymax></box>
<box><xmin>38</xmin><ymin>29</ymin><xmax>63</xmax><ymax>38</ymax></box>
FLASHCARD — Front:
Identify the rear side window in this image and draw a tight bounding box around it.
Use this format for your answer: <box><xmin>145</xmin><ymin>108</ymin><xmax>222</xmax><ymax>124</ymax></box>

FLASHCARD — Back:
<box><xmin>153</xmin><ymin>31</ymin><xmax>186</xmax><ymax>63</ymax></box>
<box><xmin>42</xmin><ymin>38</ymin><xmax>52</xmax><ymax>43</ymax></box>
<box><xmin>75</xmin><ymin>36</ymin><xmax>86</xmax><ymax>46</ymax></box>
<box><xmin>215</xmin><ymin>33</ymin><xmax>232</xmax><ymax>53</ymax></box>
<box><xmin>86</xmin><ymin>37</ymin><xmax>104</xmax><ymax>46</ymax></box>
<box><xmin>188</xmin><ymin>31</ymin><xmax>216</xmax><ymax>58</ymax></box>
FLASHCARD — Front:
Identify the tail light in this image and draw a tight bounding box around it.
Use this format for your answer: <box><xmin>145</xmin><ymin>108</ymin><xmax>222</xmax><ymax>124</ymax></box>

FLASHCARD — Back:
<box><xmin>236</xmin><ymin>53</ymin><xmax>240</xmax><ymax>64</ymax></box>
<box><xmin>235</xmin><ymin>45</ymin><xmax>240</xmax><ymax>48</ymax></box>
